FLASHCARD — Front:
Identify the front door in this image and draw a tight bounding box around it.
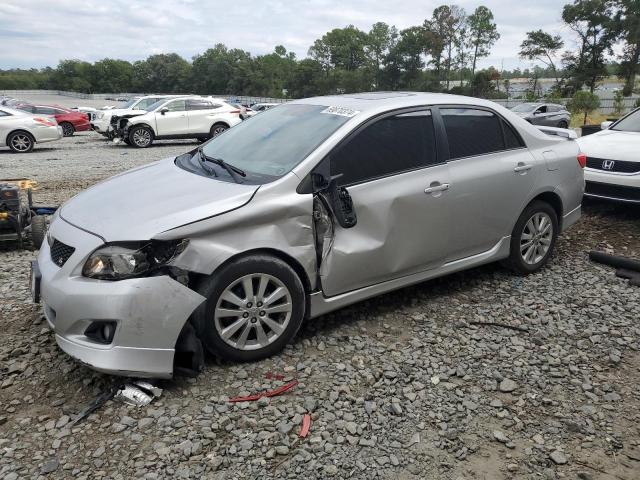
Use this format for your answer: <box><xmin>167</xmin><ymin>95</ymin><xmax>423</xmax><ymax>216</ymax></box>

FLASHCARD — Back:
<box><xmin>319</xmin><ymin>109</ymin><xmax>452</xmax><ymax>297</ymax></box>
<box><xmin>155</xmin><ymin>99</ymin><xmax>188</xmax><ymax>136</ymax></box>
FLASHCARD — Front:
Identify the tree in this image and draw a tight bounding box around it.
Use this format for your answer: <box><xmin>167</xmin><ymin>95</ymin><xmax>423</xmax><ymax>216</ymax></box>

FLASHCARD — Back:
<box><xmin>132</xmin><ymin>53</ymin><xmax>191</xmax><ymax>93</ymax></box>
<box><xmin>365</xmin><ymin>22</ymin><xmax>398</xmax><ymax>88</ymax></box>
<box><xmin>91</xmin><ymin>59</ymin><xmax>134</xmax><ymax>93</ymax></box>
<box><xmin>615</xmin><ymin>0</ymin><xmax>640</xmax><ymax>95</ymax></box>
<box><xmin>567</xmin><ymin>90</ymin><xmax>601</xmax><ymax>124</ymax></box>
<box><xmin>613</xmin><ymin>89</ymin><xmax>625</xmax><ymax>114</ymax></box>
<box><xmin>467</xmin><ymin>6</ymin><xmax>500</xmax><ymax>78</ymax></box>
<box><xmin>427</xmin><ymin>5</ymin><xmax>467</xmax><ymax>88</ymax></box>
<box><xmin>519</xmin><ymin>30</ymin><xmax>565</xmax><ymax>89</ymax></box>
<box><xmin>308</xmin><ymin>26</ymin><xmax>369</xmax><ymax>71</ymax></box>
<box><xmin>562</xmin><ymin>0</ymin><xmax>621</xmax><ymax>93</ymax></box>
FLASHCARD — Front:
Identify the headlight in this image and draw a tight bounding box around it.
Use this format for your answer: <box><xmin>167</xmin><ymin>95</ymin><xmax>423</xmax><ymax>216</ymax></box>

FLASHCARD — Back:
<box><xmin>82</xmin><ymin>240</ymin><xmax>187</xmax><ymax>280</ymax></box>
<box><xmin>97</xmin><ymin>112</ymin><xmax>105</xmax><ymax>119</ymax></box>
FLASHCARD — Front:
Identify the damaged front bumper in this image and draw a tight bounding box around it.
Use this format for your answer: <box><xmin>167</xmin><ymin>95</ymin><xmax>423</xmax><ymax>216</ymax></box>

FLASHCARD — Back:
<box><xmin>37</xmin><ymin>217</ymin><xmax>205</xmax><ymax>378</ymax></box>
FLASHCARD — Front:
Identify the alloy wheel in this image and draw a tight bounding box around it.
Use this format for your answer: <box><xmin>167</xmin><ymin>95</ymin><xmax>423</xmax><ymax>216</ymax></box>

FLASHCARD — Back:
<box><xmin>61</xmin><ymin>123</ymin><xmax>74</xmax><ymax>136</ymax></box>
<box><xmin>132</xmin><ymin>128</ymin><xmax>151</xmax><ymax>147</ymax></box>
<box><xmin>212</xmin><ymin>126</ymin><xmax>227</xmax><ymax>137</ymax></box>
<box><xmin>214</xmin><ymin>273</ymin><xmax>293</xmax><ymax>351</ymax></box>
<box><xmin>10</xmin><ymin>134</ymin><xmax>32</xmax><ymax>152</ymax></box>
<box><xmin>520</xmin><ymin>212</ymin><xmax>553</xmax><ymax>265</ymax></box>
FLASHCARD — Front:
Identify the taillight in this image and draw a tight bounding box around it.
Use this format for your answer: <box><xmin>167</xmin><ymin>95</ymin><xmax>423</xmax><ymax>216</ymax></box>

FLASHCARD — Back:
<box><xmin>229</xmin><ymin>109</ymin><xmax>241</xmax><ymax>114</ymax></box>
<box><xmin>33</xmin><ymin>117</ymin><xmax>56</xmax><ymax>127</ymax></box>
<box><xmin>577</xmin><ymin>153</ymin><xmax>587</xmax><ymax>168</ymax></box>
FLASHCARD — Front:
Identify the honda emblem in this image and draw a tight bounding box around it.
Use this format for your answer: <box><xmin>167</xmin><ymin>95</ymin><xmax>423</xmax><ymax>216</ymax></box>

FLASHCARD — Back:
<box><xmin>602</xmin><ymin>160</ymin><xmax>615</xmax><ymax>170</ymax></box>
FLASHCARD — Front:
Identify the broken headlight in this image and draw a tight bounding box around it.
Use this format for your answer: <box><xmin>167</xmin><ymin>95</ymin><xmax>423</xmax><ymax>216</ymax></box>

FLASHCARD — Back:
<box><xmin>82</xmin><ymin>240</ymin><xmax>188</xmax><ymax>280</ymax></box>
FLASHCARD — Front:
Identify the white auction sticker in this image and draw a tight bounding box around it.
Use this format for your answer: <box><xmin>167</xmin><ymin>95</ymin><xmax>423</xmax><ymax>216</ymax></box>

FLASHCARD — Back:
<box><xmin>320</xmin><ymin>106</ymin><xmax>360</xmax><ymax>117</ymax></box>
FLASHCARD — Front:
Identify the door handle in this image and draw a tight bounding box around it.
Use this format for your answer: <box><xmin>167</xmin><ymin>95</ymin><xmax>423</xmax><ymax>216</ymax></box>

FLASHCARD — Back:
<box><xmin>514</xmin><ymin>164</ymin><xmax>532</xmax><ymax>173</ymax></box>
<box><xmin>424</xmin><ymin>183</ymin><xmax>450</xmax><ymax>194</ymax></box>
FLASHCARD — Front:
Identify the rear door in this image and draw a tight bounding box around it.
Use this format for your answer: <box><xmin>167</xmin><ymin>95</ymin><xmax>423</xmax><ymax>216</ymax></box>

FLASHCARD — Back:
<box><xmin>319</xmin><ymin>109</ymin><xmax>452</xmax><ymax>296</ymax></box>
<box><xmin>154</xmin><ymin>99</ymin><xmax>188</xmax><ymax>136</ymax></box>
<box><xmin>186</xmin><ymin>99</ymin><xmax>222</xmax><ymax>134</ymax></box>
<box><xmin>440</xmin><ymin>107</ymin><xmax>539</xmax><ymax>261</ymax></box>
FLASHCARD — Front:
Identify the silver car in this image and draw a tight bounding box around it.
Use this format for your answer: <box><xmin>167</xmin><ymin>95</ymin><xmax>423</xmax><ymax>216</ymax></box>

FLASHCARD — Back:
<box><xmin>1</xmin><ymin>106</ymin><xmax>62</xmax><ymax>153</ymax></box>
<box><xmin>511</xmin><ymin>103</ymin><xmax>571</xmax><ymax>129</ymax></box>
<box><xmin>33</xmin><ymin>92</ymin><xmax>584</xmax><ymax>378</ymax></box>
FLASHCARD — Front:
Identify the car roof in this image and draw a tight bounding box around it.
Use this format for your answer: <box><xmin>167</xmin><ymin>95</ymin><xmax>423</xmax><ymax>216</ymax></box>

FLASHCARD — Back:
<box><xmin>292</xmin><ymin>91</ymin><xmax>511</xmax><ymax>113</ymax></box>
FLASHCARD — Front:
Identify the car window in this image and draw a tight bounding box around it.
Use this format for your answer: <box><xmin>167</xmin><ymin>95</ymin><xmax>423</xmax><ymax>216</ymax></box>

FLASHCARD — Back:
<box><xmin>164</xmin><ymin>100</ymin><xmax>186</xmax><ymax>112</ymax></box>
<box><xmin>0</xmin><ymin>109</ymin><xmax>10</xmax><ymax>117</ymax></box>
<box><xmin>535</xmin><ymin>106</ymin><xmax>547</xmax><ymax>114</ymax></box>
<box><xmin>547</xmin><ymin>105</ymin><xmax>560</xmax><ymax>113</ymax></box>
<box><xmin>330</xmin><ymin>110</ymin><xmax>437</xmax><ymax>186</ymax></box>
<box><xmin>35</xmin><ymin>107</ymin><xmax>57</xmax><ymax>115</ymax></box>
<box><xmin>136</xmin><ymin>98</ymin><xmax>158</xmax><ymax>109</ymax></box>
<box><xmin>187</xmin><ymin>99</ymin><xmax>215</xmax><ymax>110</ymax></box>
<box><xmin>53</xmin><ymin>108</ymin><xmax>68</xmax><ymax>114</ymax></box>
<box><xmin>611</xmin><ymin>109</ymin><xmax>640</xmax><ymax>132</ymax></box>
<box><xmin>502</xmin><ymin>119</ymin><xmax>525</xmax><ymax>149</ymax></box>
<box><xmin>18</xmin><ymin>105</ymin><xmax>35</xmax><ymax>113</ymax></box>
<box><xmin>441</xmin><ymin>108</ymin><xmax>506</xmax><ymax>159</ymax></box>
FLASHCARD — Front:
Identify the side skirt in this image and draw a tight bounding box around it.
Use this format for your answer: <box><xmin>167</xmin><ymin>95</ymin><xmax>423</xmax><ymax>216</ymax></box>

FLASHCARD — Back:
<box><xmin>308</xmin><ymin>236</ymin><xmax>511</xmax><ymax>318</ymax></box>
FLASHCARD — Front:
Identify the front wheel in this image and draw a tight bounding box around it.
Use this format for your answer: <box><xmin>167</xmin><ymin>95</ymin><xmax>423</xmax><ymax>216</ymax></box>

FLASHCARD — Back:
<box><xmin>504</xmin><ymin>201</ymin><xmax>558</xmax><ymax>275</ymax></box>
<box><xmin>210</xmin><ymin>123</ymin><xmax>228</xmax><ymax>138</ymax></box>
<box><xmin>193</xmin><ymin>255</ymin><xmax>305</xmax><ymax>362</ymax></box>
<box><xmin>30</xmin><ymin>215</ymin><xmax>47</xmax><ymax>249</ymax></box>
<box><xmin>128</xmin><ymin>125</ymin><xmax>153</xmax><ymax>148</ymax></box>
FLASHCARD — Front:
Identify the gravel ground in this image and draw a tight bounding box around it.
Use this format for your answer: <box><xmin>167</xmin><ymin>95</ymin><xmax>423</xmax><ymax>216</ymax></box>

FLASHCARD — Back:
<box><xmin>1</xmin><ymin>132</ymin><xmax>640</xmax><ymax>480</ymax></box>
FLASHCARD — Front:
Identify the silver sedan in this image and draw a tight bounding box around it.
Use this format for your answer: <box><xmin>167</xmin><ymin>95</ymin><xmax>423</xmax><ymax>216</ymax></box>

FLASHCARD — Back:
<box><xmin>0</xmin><ymin>106</ymin><xmax>62</xmax><ymax>152</ymax></box>
<box><xmin>33</xmin><ymin>92</ymin><xmax>584</xmax><ymax>378</ymax></box>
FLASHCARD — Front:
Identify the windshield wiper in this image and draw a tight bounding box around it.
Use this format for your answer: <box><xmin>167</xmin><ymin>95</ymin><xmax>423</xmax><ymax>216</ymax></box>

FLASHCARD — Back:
<box><xmin>197</xmin><ymin>147</ymin><xmax>246</xmax><ymax>183</ymax></box>
<box><xmin>196</xmin><ymin>148</ymin><xmax>217</xmax><ymax>177</ymax></box>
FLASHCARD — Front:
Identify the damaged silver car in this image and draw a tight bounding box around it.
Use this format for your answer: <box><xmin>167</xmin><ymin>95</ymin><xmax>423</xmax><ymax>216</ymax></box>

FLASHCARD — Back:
<box><xmin>31</xmin><ymin>92</ymin><xmax>584</xmax><ymax>378</ymax></box>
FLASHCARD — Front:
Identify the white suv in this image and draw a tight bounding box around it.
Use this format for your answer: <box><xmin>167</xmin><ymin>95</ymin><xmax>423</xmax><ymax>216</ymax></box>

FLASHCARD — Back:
<box><xmin>91</xmin><ymin>95</ymin><xmax>182</xmax><ymax>138</ymax></box>
<box><xmin>112</xmin><ymin>96</ymin><xmax>242</xmax><ymax>148</ymax></box>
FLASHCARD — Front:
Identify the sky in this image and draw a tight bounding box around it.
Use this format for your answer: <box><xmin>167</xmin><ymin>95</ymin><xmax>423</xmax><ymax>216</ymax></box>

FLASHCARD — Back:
<box><xmin>1</xmin><ymin>0</ymin><xmax>578</xmax><ymax>71</ymax></box>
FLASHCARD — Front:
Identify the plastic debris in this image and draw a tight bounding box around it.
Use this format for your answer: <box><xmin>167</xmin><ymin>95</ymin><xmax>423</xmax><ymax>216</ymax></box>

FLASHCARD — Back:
<box><xmin>68</xmin><ymin>388</ymin><xmax>117</xmax><ymax>427</ymax></box>
<box><xmin>114</xmin><ymin>380</ymin><xmax>163</xmax><ymax>407</ymax></box>
<box><xmin>299</xmin><ymin>413</ymin><xmax>311</xmax><ymax>438</ymax></box>
<box><xmin>265</xmin><ymin>372</ymin><xmax>285</xmax><ymax>381</ymax></box>
<box><xmin>228</xmin><ymin>380</ymin><xmax>299</xmax><ymax>403</ymax></box>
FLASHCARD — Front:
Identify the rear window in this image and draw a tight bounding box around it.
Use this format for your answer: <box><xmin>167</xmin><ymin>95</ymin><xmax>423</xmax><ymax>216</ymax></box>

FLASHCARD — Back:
<box><xmin>442</xmin><ymin>108</ymin><xmax>504</xmax><ymax>159</ymax></box>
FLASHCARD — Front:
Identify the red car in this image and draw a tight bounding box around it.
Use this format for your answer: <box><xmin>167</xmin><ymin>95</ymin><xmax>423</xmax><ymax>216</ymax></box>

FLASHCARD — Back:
<box><xmin>16</xmin><ymin>104</ymin><xmax>90</xmax><ymax>137</ymax></box>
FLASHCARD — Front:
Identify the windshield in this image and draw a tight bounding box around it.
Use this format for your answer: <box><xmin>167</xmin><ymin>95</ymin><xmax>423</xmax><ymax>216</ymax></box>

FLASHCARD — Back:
<box><xmin>197</xmin><ymin>104</ymin><xmax>351</xmax><ymax>179</ymax></box>
<box><xmin>121</xmin><ymin>98</ymin><xmax>139</xmax><ymax>109</ymax></box>
<box><xmin>611</xmin><ymin>109</ymin><xmax>640</xmax><ymax>132</ymax></box>
<box><xmin>144</xmin><ymin>99</ymin><xmax>168</xmax><ymax>112</ymax></box>
<box><xmin>511</xmin><ymin>103</ymin><xmax>537</xmax><ymax>113</ymax></box>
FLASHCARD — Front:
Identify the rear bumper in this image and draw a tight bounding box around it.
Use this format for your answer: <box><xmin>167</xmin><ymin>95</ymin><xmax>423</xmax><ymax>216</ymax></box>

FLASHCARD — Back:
<box><xmin>74</xmin><ymin>121</ymin><xmax>91</xmax><ymax>132</ymax></box>
<box><xmin>33</xmin><ymin>125</ymin><xmax>63</xmax><ymax>143</ymax></box>
<box><xmin>584</xmin><ymin>181</ymin><xmax>640</xmax><ymax>204</ymax></box>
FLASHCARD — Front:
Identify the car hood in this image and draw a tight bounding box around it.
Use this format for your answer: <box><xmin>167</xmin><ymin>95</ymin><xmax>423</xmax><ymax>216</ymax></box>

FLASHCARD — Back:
<box><xmin>577</xmin><ymin>129</ymin><xmax>640</xmax><ymax>162</ymax></box>
<box><xmin>60</xmin><ymin>157</ymin><xmax>259</xmax><ymax>241</ymax></box>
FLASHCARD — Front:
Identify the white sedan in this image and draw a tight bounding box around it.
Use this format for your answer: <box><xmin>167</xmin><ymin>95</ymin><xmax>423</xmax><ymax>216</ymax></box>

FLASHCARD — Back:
<box><xmin>0</xmin><ymin>106</ymin><xmax>62</xmax><ymax>153</ymax></box>
<box><xmin>577</xmin><ymin>108</ymin><xmax>640</xmax><ymax>203</ymax></box>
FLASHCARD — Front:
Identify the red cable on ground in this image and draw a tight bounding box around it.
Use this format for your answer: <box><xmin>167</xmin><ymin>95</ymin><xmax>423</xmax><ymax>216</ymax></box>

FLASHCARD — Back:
<box><xmin>228</xmin><ymin>380</ymin><xmax>299</xmax><ymax>403</ymax></box>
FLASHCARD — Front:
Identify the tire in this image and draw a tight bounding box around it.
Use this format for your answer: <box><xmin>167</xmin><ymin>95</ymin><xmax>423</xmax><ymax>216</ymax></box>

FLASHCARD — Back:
<box><xmin>30</xmin><ymin>215</ymin><xmax>47</xmax><ymax>249</ymax></box>
<box><xmin>128</xmin><ymin>125</ymin><xmax>153</xmax><ymax>148</ymax></box>
<box><xmin>123</xmin><ymin>137</ymin><xmax>131</xmax><ymax>145</ymax></box>
<box><xmin>557</xmin><ymin>120</ymin><xmax>569</xmax><ymax>129</ymax></box>
<box><xmin>193</xmin><ymin>254</ymin><xmax>305</xmax><ymax>362</ymax></box>
<box><xmin>209</xmin><ymin>123</ymin><xmax>228</xmax><ymax>138</ymax></box>
<box><xmin>60</xmin><ymin>122</ymin><xmax>75</xmax><ymax>137</ymax></box>
<box><xmin>7</xmin><ymin>131</ymin><xmax>34</xmax><ymax>153</ymax></box>
<box><xmin>504</xmin><ymin>201</ymin><xmax>558</xmax><ymax>275</ymax></box>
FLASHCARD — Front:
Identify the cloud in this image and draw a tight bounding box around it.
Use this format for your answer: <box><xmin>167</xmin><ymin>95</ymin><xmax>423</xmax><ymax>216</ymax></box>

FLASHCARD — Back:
<box><xmin>0</xmin><ymin>0</ymin><xmax>593</xmax><ymax>70</ymax></box>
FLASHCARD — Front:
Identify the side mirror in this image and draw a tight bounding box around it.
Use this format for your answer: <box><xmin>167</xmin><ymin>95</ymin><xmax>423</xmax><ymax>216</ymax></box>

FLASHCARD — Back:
<box><xmin>160</xmin><ymin>107</ymin><xmax>169</xmax><ymax>115</ymax></box>
<box><xmin>326</xmin><ymin>176</ymin><xmax>357</xmax><ymax>229</ymax></box>
<box><xmin>601</xmin><ymin>121</ymin><xmax>613</xmax><ymax>130</ymax></box>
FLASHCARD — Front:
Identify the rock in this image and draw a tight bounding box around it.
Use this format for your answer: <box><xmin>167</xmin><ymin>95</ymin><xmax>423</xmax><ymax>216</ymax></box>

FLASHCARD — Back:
<box><xmin>41</xmin><ymin>457</ymin><xmax>59</xmax><ymax>474</ymax></box>
<box><xmin>275</xmin><ymin>446</ymin><xmax>289</xmax><ymax>455</ymax></box>
<box><xmin>324</xmin><ymin>465</ymin><xmax>338</xmax><ymax>476</ymax></box>
<box><xmin>499</xmin><ymin>378</ymin><xmax>518</xmax><ymax>393</ymax></box>
<box><xmin>549</xmin><ymin>450</ymin><xmax>568</xmax><ymax>465</ymax></box>
<box><xmin>493</xmin><ymin>430</ymin><xmax>510</xmax><ymax>444</ymax></box>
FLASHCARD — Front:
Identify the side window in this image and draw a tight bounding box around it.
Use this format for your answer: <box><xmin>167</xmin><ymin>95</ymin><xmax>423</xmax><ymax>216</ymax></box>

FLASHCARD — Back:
<box><xmin>137</xmin><ymin>98</ymin><xmax>155</xmax><ymax>109</ymax></box>
<box><xmin>330</xmin><ymin>110</ymin><xmax>438</xmax><ymax>186</ymax></box>
<box><xmin>502</xmin><ymin>119</ymin><xmax>525</xmax><ymax>149</ymax></box>
<box><xmin>441</xmin><ymin>108</ymin><xmax>505</xmax><ymax>159</ymax></box>
<box><xmin>535</xmin><ymin>106</ymin><xmax>547</xmax><ymax>114</ymax></box>
<box><xmin>187</xmin><ymin>99</ymin><xmax>215</xmax><ymax>110</ymax></box>
<box><xmin>36</xmin><ymin>107</ymin><xmax>56</xmax><ymax>115</ymax></box>
<box><xmin>164</xmin><ymin>100</ymin><xmax>186</xmax><ymax>112</ymax></box>
<box><xmin>0</xmin><ymin>109</ymin><xmax>10</xmax><ymax>117</ymax></box>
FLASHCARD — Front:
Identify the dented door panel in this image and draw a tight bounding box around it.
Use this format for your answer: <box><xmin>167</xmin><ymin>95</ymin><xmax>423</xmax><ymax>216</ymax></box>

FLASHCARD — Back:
<box><xmin>319</xmin><ymin>165</ymin><xmax>451</xmax><ymax>297</ymax></box>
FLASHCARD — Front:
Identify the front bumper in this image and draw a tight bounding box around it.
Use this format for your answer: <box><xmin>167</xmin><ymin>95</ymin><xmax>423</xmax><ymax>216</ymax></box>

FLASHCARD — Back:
<box><xmin>37</xmin><ymin>217</ymin><xmax>205</xmax><ymax>378</ymax></box>
<box><xmin>584</xmin><ymin>169</ymin><xmax>640</xmax><ymax>203</ymax></box>
<box><xmin>90</xmin><ymin>117</ymin><xmax>112</xmax><ymax>134</ymax></box>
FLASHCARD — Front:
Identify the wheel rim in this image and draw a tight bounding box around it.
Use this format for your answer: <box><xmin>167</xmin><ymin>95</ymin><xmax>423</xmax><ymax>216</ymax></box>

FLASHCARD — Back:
<box><xmin>62</xmin><ymin>123</ymin><xmax>73</xmax><ymax>136</ymax></box>
<box><xmin>132</xmin><ymin>129</ymin><xmax>151</xmax><ymax>147</ymax></box>
<box><xmin>520</xmin><ymin>212</ymin><xmax>553</xmax><ymax>265</ymax></box>
<box><xmin>11</xmin><ymin>134</ymin><xmax>31</xmax><ymax>152</ymax></box>
<box><xmin>214</xmin><ymin>273</ymin><xmax>292</xmax><ymax>351</ymax></box>
<box><xmin>212</xmin><ymin>126</ymin><xmax>227</xmax><ymax>137</ymax></box>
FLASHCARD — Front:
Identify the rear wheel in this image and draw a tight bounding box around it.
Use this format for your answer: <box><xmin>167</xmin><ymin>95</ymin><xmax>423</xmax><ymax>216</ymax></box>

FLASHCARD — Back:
<box><xmin>210</xmin><ymin>123</ymin><xmax>228</xmax><ymax>138</ymax></box>
<box><xmin>60</xmin><ymin>122</ymin><xmax>75</xmax><ymax>137</ymax></box>
<box><xmin>8</xmin><ymin>131</ymin><xmax>34</xmax><ymax>153</ymax></box>
<box><xmin>193</xmin><ymin>255</ymin><xmax>305</xmax><ymax>362</ymax></box>
<box><xmin>128</xmin><ymin>125</ymin><xmax>153</xmax><ymax>148</ymax></box>
<box><xmin>504</xmin><ymin>201</ymin><xmax>558</xmax><ymax>274</ymax></box>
